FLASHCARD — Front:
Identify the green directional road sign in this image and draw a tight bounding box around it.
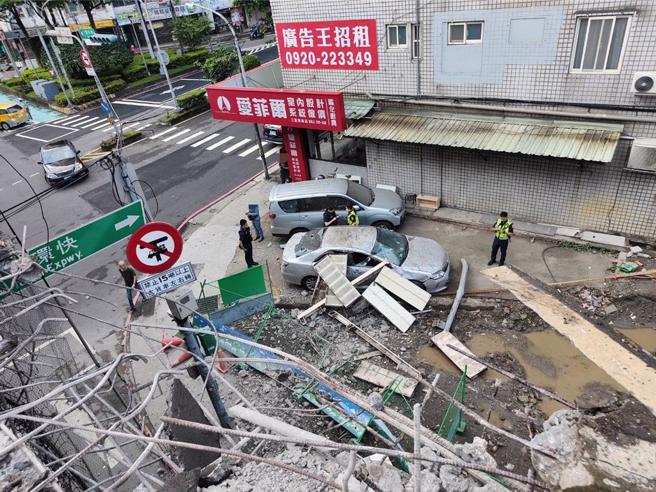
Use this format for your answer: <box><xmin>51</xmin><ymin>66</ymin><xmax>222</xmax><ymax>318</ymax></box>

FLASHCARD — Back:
<box><xmin>79</xmin><ymin>28</ymin><xmax>96</xmax><ymax>39</ymax></box>
<box><xmin>29</xmin><ymin>201</ymin><xmax>146</xmax><ymax>278</ymax></box>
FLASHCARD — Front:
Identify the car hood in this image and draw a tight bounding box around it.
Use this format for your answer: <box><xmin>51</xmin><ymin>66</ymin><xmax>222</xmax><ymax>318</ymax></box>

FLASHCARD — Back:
<box><xmin>371</xmin><ymin>188</ymin><xmax>402</xmax><ymax>210</ymax></box>
<box><xmin>43</xmin><ymin>158</ymin><xmax>78</xmax><ymax>175</ymax></box>
<box><xmin>402</xmin><ymin>236</ymin><xmax>448</xmax><ymax>273</ymax></box>
<box><xmin>282</xmin><ymin>232</ymin><xmax>304</xmax><ymax>262</ymax></box>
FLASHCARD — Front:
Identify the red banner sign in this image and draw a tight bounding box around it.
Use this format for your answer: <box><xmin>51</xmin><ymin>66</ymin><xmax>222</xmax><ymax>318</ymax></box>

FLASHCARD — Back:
<box><xmin>207</xmin><ymin>86</ymin><xmax>347</xmax><ymax>132</ymax></box>
<box><xmin>283</xmin><ymin>127</ymin><xmax>310</xmax><ymax>181</ymax></box>
<box><xmin>276</xmin><ymin>19</ymin><xmax>378</xmax><ymax>71</ymax></box>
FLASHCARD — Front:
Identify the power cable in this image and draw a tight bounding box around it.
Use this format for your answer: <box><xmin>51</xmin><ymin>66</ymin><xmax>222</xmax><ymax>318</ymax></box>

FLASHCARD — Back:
<box><xmin>541</xmin><ymin>245</ymin><xmax>560</xmax><ymax>282</ymax></box>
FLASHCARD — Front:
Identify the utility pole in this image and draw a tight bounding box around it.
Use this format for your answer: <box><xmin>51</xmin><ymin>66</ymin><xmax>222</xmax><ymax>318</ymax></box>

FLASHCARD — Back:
<box><xmin>1</xmin><ymin>38</ymin><xmax>20</xmax><ymax>74</ymax></box>
<box><xmin>134</xmin><ymin>0</ymin><xmax>154</xmax><ymax>58</ymax></box>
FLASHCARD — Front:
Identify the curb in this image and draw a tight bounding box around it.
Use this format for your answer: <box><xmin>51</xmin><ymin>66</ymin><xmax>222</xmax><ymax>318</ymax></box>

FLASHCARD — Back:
<box><xmin>177</xmin><ymin>161</ymin><xmax>279</xmax><ymax>233</ymax></box>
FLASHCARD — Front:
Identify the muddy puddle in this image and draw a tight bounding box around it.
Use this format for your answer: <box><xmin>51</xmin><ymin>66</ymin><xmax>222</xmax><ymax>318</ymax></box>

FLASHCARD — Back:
<box><xmin>418</xmin><ymin>329</ymin><xmax>623</xmax><ymax>416</ymax></box>
<box><xmin>617</xmin><ymin>328</ymin><xmax>656</xmax><ymax>353</ymax></box>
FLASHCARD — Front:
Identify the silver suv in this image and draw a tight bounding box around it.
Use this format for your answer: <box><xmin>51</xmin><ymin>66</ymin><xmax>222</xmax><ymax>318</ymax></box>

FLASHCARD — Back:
<box><xmin>268</xmin><ymin>178</ymin><xmax>405</xmax><ymax>236</ymax></box>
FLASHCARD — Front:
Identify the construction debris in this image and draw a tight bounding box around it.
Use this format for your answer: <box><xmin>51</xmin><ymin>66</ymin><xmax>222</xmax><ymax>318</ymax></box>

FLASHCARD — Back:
<box><xmin>353</xmin><ymin>361</ymin><xmax>418</xmax><ymax>397</ymax></box>
<box><xmin>362</xmin><ymin>283</ymin><xmax>415</xmax><ymax>332</ymax></box>
<box><xmin>314</xmin><ymin>256</ymin><xmax>360</xmax><ymax>307</ymax></box>
<box><xmin>431</xmin><ymin>332</ymin><xmax>486</xmax><ymax>378</ymax></box>
<box><xmin>375</xmin><ymin>267</ymin><xmax>431</xmax><ymax>311</ymax></box>
<box><xmin>324</xmin><ymin>254</ymin><xmax>347</xmax><ymax>307</ymax></box>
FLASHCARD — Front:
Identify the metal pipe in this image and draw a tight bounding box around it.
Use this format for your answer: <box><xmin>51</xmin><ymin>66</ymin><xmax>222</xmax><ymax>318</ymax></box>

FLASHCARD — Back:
<box><xmin>443</xmin><ymin>258</ymin><xmax>467</xmax><ymax>333</ymax></box>
<box><xmin>134</xmin><ymin>0</ymin><xmax>154</xmax><ymax>58</ymax></box>
<box><xmin>413</xmin><ymin>403</ymin><xmax>422</xmax><ymax>492</ymax></box>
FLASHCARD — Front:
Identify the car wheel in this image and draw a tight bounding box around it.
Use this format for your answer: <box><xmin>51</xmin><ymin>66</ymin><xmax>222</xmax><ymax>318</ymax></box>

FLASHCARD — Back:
<box><xmin>411</xmin><ymin>280</ymin><xmax>427</xmax><ymax>291</ymax></box>
<box><xmin>301</xmin><ymin>275</ymin><xmax>318</xmax><ymax>291</ymax></box>
<box><xmin>373</xmin><ymin>221</ymin><xmax>393</xmax><ymax>230</ymax></box>
<box><xmin>290</xmin><ymin>227</ymin><xmax>309</xmax><ymax>236</ymax></box>
<box><xmin>0</xmin><ymin>122</ymin><xmax>10</xmax><ymax>131</ymax></box>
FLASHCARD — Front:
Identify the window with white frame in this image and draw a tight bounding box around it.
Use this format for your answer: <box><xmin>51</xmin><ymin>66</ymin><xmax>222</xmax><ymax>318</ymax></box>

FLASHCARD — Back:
<box><xmin>412</xmin><ymin>24</ymin><xmax>421</xmax><ymax>58</ymax></box>
<box><xmin>571</xmin><ymin>15</ymin><xmax>631</xmax><ymax>72</ymax></box>
<box><xmin>448</xmin><ymin>22</ymin><xmax>483</xmax><ymax>45</ymax></box>
<box><xmin>387</xmin><ymin>24</ymin><xmax>408</xmax><ymax>48</ymax></box>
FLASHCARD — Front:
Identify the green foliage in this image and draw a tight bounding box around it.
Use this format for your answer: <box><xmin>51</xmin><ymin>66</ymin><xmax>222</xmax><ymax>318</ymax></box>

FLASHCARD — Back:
<box><xmin>68</xmin><ymin>74</ymin><xmax>122</xmax><ymax>88</ymax></box>
<box><xmin>177</xmin><ymin>87</ymin><xmax>208</xmax><ymax>111</ymax></box>
<box><xmin>200</xmin><ymin>47</ymin><xmax>237</xmax><ymax>82</ymax></box>
<box><xmin>101</xmin><ymin>129</ymin><xmax>142</xmax><ymax>151</ymax></box>
<box><xmin>20</xmin><ymin>67</ymin><xmax>53</xmax><ymax>82</ymax></box>
<box><xmin>182</xmin><ymin>48</ymin><xmax>209</xmax><ymax>65</ymax></box>
<box><xmin>233</xmin><ymin>0</ymin><xmax>270</xmax><ymax>18</ymax></box>
<box><xmin>242</xmin><ymin>54</ymin><xmax>261</xmax><ymax>71</ymax></box>
<box><xmin>2</xmin><ymin>76</ymin><xmax>28</xmax><ymax>88</ymax></box>
<box><xmin>172</xmin><ymin>15</ymin><xmax>210</xmax><ymax>51</ymax></box>
<box><xmin>122</xmin><ymin>63</ymin><xmax>149</xmax><ymax>82</ymax></box>
<box><xmin>53</xmin><ymin>79</ymin><xmax>126</xmax><ymax>107</ymax></box>
<box><xmin>58</xmin><ymin>42</ymin><xmax>133</xmax><ymax>78</ymax></box>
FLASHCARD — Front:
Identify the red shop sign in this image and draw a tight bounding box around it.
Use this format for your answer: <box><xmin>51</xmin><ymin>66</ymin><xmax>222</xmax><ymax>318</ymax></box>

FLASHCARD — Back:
<box><xmin>206</xmin><ymin>86</ymin><xmax>347</xmax><ymax>132</ymax></box>
<box><xmin>282</xmin><ymin>127</ymin><xmax>310</xmax><ymax>181</ymax></box>
<box><xmin>276</xmin><ymin>19</ymin><xmax>378</xmax><ymax>71</ymax></box>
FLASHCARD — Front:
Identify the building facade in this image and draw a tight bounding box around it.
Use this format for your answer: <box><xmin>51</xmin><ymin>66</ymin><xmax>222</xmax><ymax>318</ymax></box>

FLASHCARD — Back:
<box><xmin>270</xmin><ymin>0</ymin><xmax>656</xmax><ymax>241</ymax></box>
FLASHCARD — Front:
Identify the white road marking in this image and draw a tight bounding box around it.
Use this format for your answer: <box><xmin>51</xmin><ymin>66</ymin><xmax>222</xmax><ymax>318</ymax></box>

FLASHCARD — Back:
<box><xmin>162</xmin><ymin>128</ymin><xmax>191</xmax><ymax>142</ymax></box>
<box><xmin>181</xmin><ymin>78</ymin><xmax>211</xmax><ymax>82</ymax></box>
<box><xmin>29</xmin><ymin>172</ymin><xmax>40</xmax><ymax>178</ymax></box>
<box><xmin>15</xmin><ymin>124</ymin><xmax>79</xmax><ymax>143</ymax></box>
<box><xmin>206</xmin><ymin>136</ymin><xmax>234</xmax><ymax>150</ymax></box>
<box><xmin>150</xmin><ymin>127</ymin><xmax>178</xmax><ymax>139</ymax></box>
<box><xmin>135</xmin><ymin>123</ymin><xmax>151</xmax><ymax>131</ymax></box>
<box><xmin>239</xmin><ymin>143</ymin><xmax>266</xmax><ymax>157</ymax></box>
<box><xmin>160</xmin><ymin>85</ymin><xmax>185</xmax><ymax>95</ymax></box>
<box><xmin>190</xmin><ymin>133</ymin><xmax>220</xmax><ymax>147</ymax></box>
<box><xmin>257</xmin><ymin>146</ymin><xmax>281</xmax><ymax>160</ymax></box>
<box><xmin>79</xmin><ymin>117</ymin><xmax>105</xmax><ymax>129</ymax></box>
<box><xmin>90</xmin><ymin>122</ymin><xmax>110</xmax><ymax>131</ymax></box>
<box><xmin>123</xmin><ymin>122</ymin><xmax>140</xmax><ymax>130</ymax></box>
<box><xmin>113</xmin><ymin>100</ymin><xmax>175</xmax><ymax>109</ymax></box>
<box><xmin>176</xmin><ymin>130</ymin><xmax>204</xmax><ymax>144</ymax></box>
<box><xmin>103</xmin><ymin>124</ymin><xmax>118</xmax><ymax>132</ymax></box>
<box><xmin>66</xmin><ymin>116</ymin><xmax>93</xmax><ymax>127</ymax></box>
<box><xmin>57</xmin><ymin>115</ymin><xmax>86</xmax><ymax>125</ymax></box>
<box><xmin>71</xmin><ymin>116</ymin><xmax>101</xmax><ymax>127</ymax></box>
<box><xmin>223</xmin><ymin>138</ymin><xmax>251</xmax><ymax>154</ymax></box>
<box><xmin>11</xmin><ymin>180</ymin><xmax>23</xmax><ymax>186</ymax></box>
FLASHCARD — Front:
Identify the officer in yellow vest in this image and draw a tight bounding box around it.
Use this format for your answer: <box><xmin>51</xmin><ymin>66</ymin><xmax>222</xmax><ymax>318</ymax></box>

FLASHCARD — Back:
<box><xmin>346</xmin><ymin>204</ymin><xmax>359</xmax><ymax>226</ymax></box>
<box><xmin>488</xmin><ymin>211</ymin><xmax>513</xmax><ymax>266</ymax></box>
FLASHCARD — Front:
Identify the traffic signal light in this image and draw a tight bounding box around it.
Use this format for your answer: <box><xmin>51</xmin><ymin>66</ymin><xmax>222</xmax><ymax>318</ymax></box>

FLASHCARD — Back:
<box><xmin>86</xmin><ymin>34</ymin><xmax>118</xmax><ymax>46</ymax></box>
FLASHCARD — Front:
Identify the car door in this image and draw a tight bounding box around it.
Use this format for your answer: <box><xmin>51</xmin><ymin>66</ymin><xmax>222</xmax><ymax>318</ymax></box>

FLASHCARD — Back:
<box><xmin>325</xmin><ymin>195</ymin><xmax>355</xmax><ymax>225</ymax></box>
<box><xmin>298</xmin><ymin>196</ymin><xmax>328</xmax><ymax>230</ymax></box>
<box><xmin>346</xmin><ymin>252</ymin><xmax>382</xmax><ymax>281</ymax></box>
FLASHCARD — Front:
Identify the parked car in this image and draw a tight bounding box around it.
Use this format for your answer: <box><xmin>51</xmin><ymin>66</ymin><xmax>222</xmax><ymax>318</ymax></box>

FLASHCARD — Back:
<box><xmin>282</xmin><ymin>226</ymin><xmax>449</xmax><ymax>292</ymax></box>
<box><xmin>38</xmin><ymin>140</ymin><xmax>89</xmax><ymax>187</ymax></box>
<box><xmin>0</xmin><ymin>103</ymin><xmax>29</xmax><ymax>130</ymax></box>
<box><xmin>268</xmin><ymin>178</ymin><xmax>405</xmax><ymax>236</ymax></box>
<box><xmin>263</xmin><ymin>124</ymin><xmax>283</xmax><ymax>144</ymax></box>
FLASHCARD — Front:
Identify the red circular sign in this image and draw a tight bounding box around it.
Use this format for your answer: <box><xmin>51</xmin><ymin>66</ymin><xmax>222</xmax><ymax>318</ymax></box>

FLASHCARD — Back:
<box><xmin>80</xmin><ymin>49</ymin><xmax>92</xmax><ymax>68</ymax></box>
<box><xmin>126</xmin><ymin>222</ymin><xmax>183</xmax><ymax>274</ymax></box>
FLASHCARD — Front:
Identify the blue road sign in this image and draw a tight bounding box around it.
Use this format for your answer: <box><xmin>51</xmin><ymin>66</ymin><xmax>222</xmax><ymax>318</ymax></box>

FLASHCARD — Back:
<box><xmin>100</xmin><ymin>100</ymin><xmax>110</xmax><ymax>114</ymax></box>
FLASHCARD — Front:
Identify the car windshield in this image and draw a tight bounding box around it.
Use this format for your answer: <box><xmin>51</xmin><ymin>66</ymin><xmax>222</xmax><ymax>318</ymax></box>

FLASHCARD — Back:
<box><xmin>372</xmin><ymin>228</ymin><xmax>408</xmax><ymax>265</ymax></box>
<box><xmin>295</xmin><ymin>229</ymin><xmax>325</xmax><ymax>256</ymax></box>
<box><xmin>6</xmin><ymin>105</ymin><xmax>23</xmax><ymax>113</ymax></box>
<box><xmin>346</xmin><ymin>181</ymin><xmax>374</xmax><ymax>206</ymax></box>
<box><xmin>41</xmin><ymin>145</ymin><xmax>75</xmax><ymax>165</ymax></box>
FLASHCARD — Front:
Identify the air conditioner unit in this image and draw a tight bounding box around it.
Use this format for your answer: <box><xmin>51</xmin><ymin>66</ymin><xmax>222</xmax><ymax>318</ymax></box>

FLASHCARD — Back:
<box><xmin>631</xmin><ymin>72</ymin><xmax>656</xmax><ymax>95</ymax></box>
<box><xmin>627</xmin><ymin>138</ymin><xmax>656</xmax><ymax>172</ymax></box>
<box><xmin>166</xmin><ymin>289</ymin><xmax>198</xmax><ymax>321</ymax></box>
<box><xmin>336</xmin><ymin>173</ymin><xmax>362</xmax><ymax>184</ymax></box>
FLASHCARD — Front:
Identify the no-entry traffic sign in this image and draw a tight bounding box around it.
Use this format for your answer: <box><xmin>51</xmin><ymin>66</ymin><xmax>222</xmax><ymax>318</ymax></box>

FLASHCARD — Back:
<box><xmin>127</xmin><ymin>222</ymin><xmax>183</xmax><ymax>274</ymax></box>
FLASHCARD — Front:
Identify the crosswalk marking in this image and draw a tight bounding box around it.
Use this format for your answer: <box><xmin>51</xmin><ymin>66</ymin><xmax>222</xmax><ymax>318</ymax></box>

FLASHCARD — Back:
<box><xmin>162</xmin><ymin>128</ymin><xmax>191</xmax><ymax>142</ymax></box>
<box><xmin>150</xmin><ymin>127</ymin><xmax>178</xmax><ymax>139</ymax></box>
<box><xmin>90</xmin><ymin>122</ymin><xmax>110</xmax><ymax>131</ymax></box>
<box><xmin>257</xmin><ymin>146</ymin><xmax>281</xmax><ymax>160</ymax></box>
<box><xmin>123</xmin><ymin>122</ymin><xmax>140</xmax><ymax>130</ymax></box>
<box><xmin>239</xmin><ymin>143</ymin><xmax>261</xmax><ymax>157</ymax></box>
<box><xmin>136</xmin><ymin>123</ymin><xmax>151</xmax><ymax>131</ymax></box>
<box><xmin>80</xmin><ymin>118</ymin><xmax>105</xmax><ymax>129</ymax></box>
<box><xmin>223</xmin><ymin>138</ymin><xmax>251</xmax><ymax>154</ymax></box>
<box><xmin>56</xmin><ymin>115</ymin><xmax>84</xmax><ymax>124</ymax></box>
<box><xmin>176</xmin><ymin>130</ymin><xmax>204</xmax><ymax>144</ymax></box>
<box><xmin>70</xmin><ymin>116</ymin><xmax>99</xmax><ymax>127</ymax></box>
<box><xmin>63</xmin><ymin>115</ymin><xmax>91</xmax><ymax>126</ymax></box>
<box><xmin>103</xmin><ymin>124</ymin><xmax>117</xmax><ymax>132</ymax></box>
<box><xmin>206</xmin><ymin>136</ymin><xmax>234</xmax><ymax>150</ymax></box>
<box><xmin>190</xmin><ymin>133</ymin><xmax>220</xmax><ymax>148</ymax></box>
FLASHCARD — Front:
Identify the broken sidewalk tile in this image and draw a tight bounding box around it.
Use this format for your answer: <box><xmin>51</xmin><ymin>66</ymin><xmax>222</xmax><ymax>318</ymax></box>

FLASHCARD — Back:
<box><xmin>325</xmin><ymin>254</ymin><xmax>347</xmax><ymax>307</ymax></box>
<box><xmin>314</xmin><ymin>256</ymin><xmax>360</xmax><ymax>307</ymax></box>
<box><xmin>362</xmin><ymin>283</ymin><xmax>415</xmax><ymax>333</ymax></box>
<box><xmin>353</xmin><ymin>361</ymin><xmax>418</xmax><ymax>398</ymax></box>
<box><xmin>431</xmin><ymin>331</ymin><xmax>486</xmax><ymax>378</ymax></box>
<box><xmin>374</xmin><ymin>267</ymin><xmax>431</xmax><ymax>311</ymax></box>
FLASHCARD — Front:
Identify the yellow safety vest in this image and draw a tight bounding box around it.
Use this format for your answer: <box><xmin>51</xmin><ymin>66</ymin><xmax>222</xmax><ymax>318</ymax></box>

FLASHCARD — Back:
<box><xmin>347</xmin><ymin>210</ymin><xmax>359</xmax><ymax>225</ymax></box>
<box><xmin>494</xmin><ymin>219</ymin><xmax>512</xmax><ymax>240</ymax></box>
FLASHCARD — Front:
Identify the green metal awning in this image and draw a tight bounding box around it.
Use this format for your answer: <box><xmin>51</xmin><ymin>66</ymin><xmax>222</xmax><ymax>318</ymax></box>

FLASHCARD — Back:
<box><xmin>344</xmin><ymin>110</ymin><xmax>623</xmax><ymax>162</ymax></box>
<box><xmin>344</xmin><ymin>99</ymin><xmax>375</xmax><ymax>120</ymax></box>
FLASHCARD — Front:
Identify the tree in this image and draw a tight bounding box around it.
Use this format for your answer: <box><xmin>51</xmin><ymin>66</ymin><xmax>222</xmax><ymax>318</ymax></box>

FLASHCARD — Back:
<box><xmin>59</xmin><ymin>41</ymin><xmax>132</xmax><ymax>78</ymax></box>
<box><xmin>79</xmin><ymin>0</ymin><xmax>106</xmax><ymax>30</ymax></box>
<box><xmin>172</xmin><ymin>15</ymin><xmax>210</xmax><ymax>51</ymax></box>
<box><xmin>233</xmin><ymin>0</ymin><xmax>270</xmax><ymax>19</ymax></box>
<box><xmin>200</xmin><ymin>47</ymin><xmax>237</xmax><ymax>82</ymax></box>
<box><xmin>0</xmin><ymin>0</ymin><xmax>42</xmax><ymax>59</ymax></box>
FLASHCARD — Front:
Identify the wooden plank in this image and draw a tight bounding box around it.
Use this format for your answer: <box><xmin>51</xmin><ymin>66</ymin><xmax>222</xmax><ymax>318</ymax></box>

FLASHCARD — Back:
<box><xmin>297</xmin><ymin>261</ymin><xmax>389</xmax><ymax>319</ymax></box>
<box><xmin>481</xmin><ymin>266</ymin><xmax>656</xmax><ymax>417</ymax></box>
<box><xmin>314</xmin><ymin>256</ymin><xmax>360</xmax><ymax>307</ymax></box>
<box><xmin>375</xmin><ymin>268</ymin><xmax>431</xmax><ymax>310</ymax></box>
<box><xmin>431</xmin><ymin>331</ymin><xmax>486</xmax><ymax>378</ymax></box>
<box><xmin>325</xmin><ymin>255</ymin><xmax>347</xmax><ymax>307</ymax></box>
<box><xmin>353</xmin><ymin>361</ymin><xmax>417</xmax><ymax>397</ymax></box>
<box><xmin>353</xmin><ymin>350</ymin><xmax>382</xmax><ymax>361</ymax></box>
<box><xmin>362</xmin><ymin>284</ymin><xmax>415</xmax><ymax>333</ymax></box>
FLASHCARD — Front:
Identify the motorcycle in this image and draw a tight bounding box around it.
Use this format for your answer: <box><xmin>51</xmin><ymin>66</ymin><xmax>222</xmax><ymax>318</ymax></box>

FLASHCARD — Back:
<box><xmin>249</xmin><ymin>25</ymin><xmax>264</xmax><ymax>40</ymax></box>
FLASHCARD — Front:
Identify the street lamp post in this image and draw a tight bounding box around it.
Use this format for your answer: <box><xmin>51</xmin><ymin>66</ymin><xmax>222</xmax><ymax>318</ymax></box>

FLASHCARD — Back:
<box><xmin>186</xmin><ymin>2</ymin><xmax>270</xmax><ymax>179</ymax></box>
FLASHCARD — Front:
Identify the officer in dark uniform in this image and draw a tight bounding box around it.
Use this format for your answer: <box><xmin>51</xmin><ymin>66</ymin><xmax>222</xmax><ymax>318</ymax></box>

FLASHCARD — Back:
<box><xmin>238</xmin><ymin>219</ymin><xmax>258</xmax><ymax>268</ymax></box>
<box><xmin>323</xmin><ymin>206</ymin><xmax>338</xmax><ymax>227</ymax></box>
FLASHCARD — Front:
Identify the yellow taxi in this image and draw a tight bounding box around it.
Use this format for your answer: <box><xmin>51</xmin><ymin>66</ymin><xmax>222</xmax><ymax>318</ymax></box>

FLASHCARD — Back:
<box><xmin>0</xmin><ymin>103</ymin><xmax>30</xmax><ymax>130</ymax></box>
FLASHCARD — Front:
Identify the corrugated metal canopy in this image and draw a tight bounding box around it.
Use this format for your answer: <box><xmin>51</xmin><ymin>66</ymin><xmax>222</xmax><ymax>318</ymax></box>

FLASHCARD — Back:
<box><xmin>344</xmin><ymin>110</ymin><xmax>623</xmax><ymax>162</ymax></box>
<box><xmin>344</xmin><ymin>100</ymin><xmax>375</xmax><ymax>120</ymax></box>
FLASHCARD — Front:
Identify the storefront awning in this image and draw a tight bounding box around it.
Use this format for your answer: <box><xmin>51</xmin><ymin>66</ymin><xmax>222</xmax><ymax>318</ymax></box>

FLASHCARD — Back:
<box><xmin>344</xmin><ymin>100</ymin><xmax>375</xmax><ymax>121</ymax></box>
<box><xmin>344</xmin><ymin>110</ymin><xmax>623</xmax><ymax>162</ymax></box>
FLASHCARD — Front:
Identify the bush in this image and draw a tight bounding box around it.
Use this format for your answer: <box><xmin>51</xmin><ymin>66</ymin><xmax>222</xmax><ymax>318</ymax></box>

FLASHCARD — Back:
<box><xmin>54</xmin><ymin>79</ymin><xmax>127</xmax><ymax>107</ymax></box>
<box><xmin>176</xmin><ymin>87</ymin><xmax>208</xmax><ymax>111</ymax></box>
<box><xmin>69</xmin><ymin>74</ymin><xmax>122</xmax><ymax>88</ymax></box>
<box><xmin>200</xmin><ymin>47</ymin><xmax>237</xmax><ymax>82</ymax></box>
<box><xmin>3</xmin><ymin>76</ymin><xmax>28</xmax><ymax>88</ymax></box>
<box><xmin>58</xmin><ymin>42</ymin><xmax>133</xmax><ymax>78</ymax></box>
<box><xmin>21</xmin><ymin>67</ymin><xmax>53</xmax><ymax>82</ymax></box>
<box><xmin>181</xmin><ymin>48</ymin><xmax>209</xmax><ymax>65</ymax></box>
<box><xmin>101</xmin><ymin>129</ymin><xmax>142</xmax><ymax>151</ymax></box>
<box><xmin>122</xmin><ymin>64</ymin><xmax>149</xmax><ymax>82</ymax></box>
<box><xmin>242</xmin><ymin>54</ymin><xmax>261</xmax><ymax>71</ymax></box>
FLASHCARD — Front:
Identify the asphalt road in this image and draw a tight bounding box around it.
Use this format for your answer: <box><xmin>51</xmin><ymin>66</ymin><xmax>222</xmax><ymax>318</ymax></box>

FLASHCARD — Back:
<box><xmin>0</xmin><ymin>45</ymin><xmax>280</xmax><ymax>359</ymax></box>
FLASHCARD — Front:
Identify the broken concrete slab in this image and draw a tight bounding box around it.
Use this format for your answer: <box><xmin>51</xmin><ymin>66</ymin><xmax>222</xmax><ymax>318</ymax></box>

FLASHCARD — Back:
<box><xmin>580</xmin><ymin>231</ymin><xmax>628</xmax><ymax>249</ymax></box>
<box><xmin>431</xmin><ymin>332</ymin><xmax>486</xmax><ymax>378</ymax></box>
<box><xmin>353</xmin><ymin>361</ymin><xmax>417</xmax><ymax>397</ymax></box>
<box><xmin>374</xmin><ymin>268</ymin><xmax>430</xmax><ymax>311</ymax></box>
<box><xmin>314</xmin><ymin>256</ymin><xmax>360</xmax><ymax>307</ymax></box>
<box><xmin>324</xmin><ymin>254</ymin><xmax>347</xmax><ymax>307</ymax></box>
<box><xmin>362</xmin><ymin>283</ymin><xmax>415</xmax><ymax>333</ymax></box>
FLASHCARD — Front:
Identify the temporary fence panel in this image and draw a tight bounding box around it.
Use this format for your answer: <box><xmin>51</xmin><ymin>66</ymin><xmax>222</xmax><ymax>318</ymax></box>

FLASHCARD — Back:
<box><xmin>218</xmin><ymin>264</ymin><xmax>267</xmax><ymax>305</ymax></box>
<box><xmin>437</xmin><ymin>369</ymin><xmax>467</xmax><ymax>442</ymax></box>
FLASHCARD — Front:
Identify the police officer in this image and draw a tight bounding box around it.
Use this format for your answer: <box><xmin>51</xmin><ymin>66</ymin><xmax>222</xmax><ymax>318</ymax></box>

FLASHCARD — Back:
<box><xmin>323</xmin><ymin>206</ymin><xmax>338</xmax><ymax>227</ymax></box>
<box><xmin>238</xmin><ymin>219</ymin><xmax>258</xmax><ymax>268</ymax></box>
<box><xmin>346</xmin><ymin>204</ymin><xmax>359</xmax><ymax>226</ymax></box>
<box><xmin>488</xmin><ymin>211</ymin><xmax>513</xmax><ymax>266</ymax></box>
